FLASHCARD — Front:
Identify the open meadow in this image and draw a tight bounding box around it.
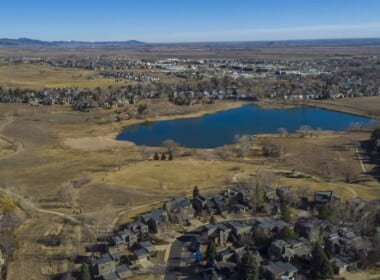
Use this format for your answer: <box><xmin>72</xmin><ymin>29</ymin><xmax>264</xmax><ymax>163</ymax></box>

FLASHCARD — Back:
<box><xmin>0</xmin><ymin>63</ymin><xmax>117</xmax><ymax>89</ymax></box>
<box><xmin>0</xmin><ymin>100</ymin><xmax>379</xmax><ymax>279</ymax></box>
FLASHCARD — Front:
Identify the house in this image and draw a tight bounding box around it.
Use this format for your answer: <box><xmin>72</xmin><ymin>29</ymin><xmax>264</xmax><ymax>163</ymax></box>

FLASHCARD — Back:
<box><xmin>193</xmin><ymin>195</ymin><xmax>219</xmax><ymax>215</ymax></box>
<box><xmin>134</xmin><ymin>248</ymin><xmax>150</xmax><ymax>261</ymax></box>
<box><xmin>331</xmin><ymin>255</ymin><xmax>358</xmax><ymax>275</ymax></box>
<box><xmin>255</xmin><ymin>218</ymin><xmax>291</xmax><ymax>238</ymax></box>
<box><xmin>269</xmin><ymin>238</ymin><xmax>312</xmax><ymax>261</ymax></box>
<box><xmin>294</xmin><ymin>217</ymin><xmax>322</xmax><ymax>242</ymax></box>
<box><xmin>233</xmin><ymin>203</ymin><xmax>249</xmax><ymax>213</ymax></box>
<box><xmin>140</xmin><ymin>209</ymin><xmax>168</xmax><ymax>233</ymax></box>
<box><xmin>107</xmin><ymin>235</ymin><xmax>126</xmax><ymax>259</ymax></box>
<box><xmin>260</xmin><ymin>202</ymin><xmax>280</xmax><ymax>215</ymax></box>
<box><xmin>118</xmin><ymin>229</ymin><xmax>138</xmax><ymax>248</ymax></box>
<box><xmin>128</xmin><ymin>221</ymin><xmax>149</xmax><ymax>237</ymax></box>
<box><xmin>164</xmin><ymin>197</ymin><xmax>194</xmax><ymax>224</ymax></box>
<box><xmin>115</xmin><ymin>264</ymin><xmax>133</xmax><ymax>279</ymax></box>
<box><xmin>237</xmin><ymin>188</ymin><xmax>252</xmax><ymax>205</ymax></box>
<box><xmin>276</xmin><ymin>187</ymin><xmax>293</xmax><ymax>203</ymax></box>
<box><xmin>263</xmin><ymin>261</ymin><xmax>298</xmax><ymax>280</ymax></box>
<box><xmin>269</xmin><ymin>240</ymin><xmax>292</xmax><ymax>261</ymax></box>
<box><xmin>213</xmin><ymin>195</ymin><xmax>231</xmax><ymax>216</ymax></box>
<box><xmin>263</xmin><ymin>187</ymin><xmax>280</xmax><ymax>202</ymax></box>
<box><xmin>138</xmin><ymin>241</ymin><xmax>155</xmax><ymax>254</ymax></box>
<box><xmin>91</xmin><ymin>254</ymin><xmax>116</xmax><ymax>277</ymax></box>
<box><xmin>287</xmin><ymin>238</ymin><xmax>312</xmax><ymax>261</ymax></box>
<box><xmin>210</xmin><ymin>223</ymin><xmax>232</xmax><ymax>245</ymax></box>
<box><xmin>193</xmin><ymin>195</ymin><xmax>207</xmax><ymax>211</ymax></box>
<box><xmin>326</xmin><ymin>227</ymin><xmax>358</xmax><ymax>254</ymax></box>
<box><xmin>314</xmin><ymin>191</ymin><xmax>334</xmax><ymax>204</ymax></box>
<box><xmin>227</xmin><ymin>221</ymin><xmax>252</xmax><ymax>237</ymax></box>
<box><xmin>100</xmin><ymin>272</ymin><xmax>119</xmax><ymax>280</ymax></box>
<box><xmin>216</xmin><ymin>247</ymin><xmax>234</xmax><ymax>262</ymax></box>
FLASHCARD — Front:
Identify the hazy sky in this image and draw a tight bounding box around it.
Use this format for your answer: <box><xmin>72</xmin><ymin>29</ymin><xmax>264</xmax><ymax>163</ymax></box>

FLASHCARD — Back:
<box><xmin>1</xmin><ymin>0</ymin><xmax>380</xmax><ymax>42</ymax></box>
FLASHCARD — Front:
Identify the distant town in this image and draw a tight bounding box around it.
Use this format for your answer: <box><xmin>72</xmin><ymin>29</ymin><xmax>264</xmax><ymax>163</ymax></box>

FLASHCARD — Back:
<box><xmin>0</xmin><ymin>55</ymin><xmax>379</xmax><ymax>114</ymax></box>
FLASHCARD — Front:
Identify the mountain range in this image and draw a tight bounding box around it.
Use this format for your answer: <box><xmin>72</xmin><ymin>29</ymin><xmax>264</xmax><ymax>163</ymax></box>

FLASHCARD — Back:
<box><xmin>1</xmin><ymin>37</ymin><xmax>380</xmax><ymax>49</ymax></box>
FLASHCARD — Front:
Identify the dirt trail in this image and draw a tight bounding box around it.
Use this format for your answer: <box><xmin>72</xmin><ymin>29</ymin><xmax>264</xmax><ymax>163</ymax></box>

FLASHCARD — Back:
<box><xmin>0</xmin><ymin>116</ymin><xmax>24</xmax><ymax>160</ymax></box>
<box><xmin>0</xmin><ymin>186</ymin><xmax>92</xmax><ymax>228</ymax></box>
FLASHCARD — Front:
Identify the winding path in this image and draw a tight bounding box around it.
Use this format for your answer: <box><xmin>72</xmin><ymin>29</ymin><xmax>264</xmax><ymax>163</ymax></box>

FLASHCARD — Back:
<box><xmin>0</xmin><ymin>116</ymin><xmax>24</xmax><ymax>160</ymax></box>
<box><xmin>0</xmin><ymin>186</ymin><xmax>92</xmax><ymax>227</ymax></box>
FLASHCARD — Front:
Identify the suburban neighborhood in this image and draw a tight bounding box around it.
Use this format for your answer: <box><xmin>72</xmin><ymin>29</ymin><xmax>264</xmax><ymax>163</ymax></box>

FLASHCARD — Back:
<box><xmin>79</xmin><ymin>183</ymin><xmax>380</xmax><ymax>280</ymax></box>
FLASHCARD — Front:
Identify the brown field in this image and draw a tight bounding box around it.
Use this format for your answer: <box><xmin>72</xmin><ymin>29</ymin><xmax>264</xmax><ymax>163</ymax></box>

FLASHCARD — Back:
<box><xmin>306</xmin><ymin>96</ymin><xmax>380</xmax><ymax>120</ymax></box>
<box><xmin>0</xmin><ymin>101</ymin><xmax>379</xmax><ymax>279</ymax></box>
<box><xmin>0</xmin><ymin>63</ymin><xmax>118</xmax><ymax>89</ymax></box>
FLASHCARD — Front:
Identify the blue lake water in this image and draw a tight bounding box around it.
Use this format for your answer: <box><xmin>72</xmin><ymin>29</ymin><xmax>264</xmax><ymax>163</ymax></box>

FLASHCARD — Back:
<box><xmin>116</xmin><ymin>104</ymin><xmax>373</xmax><ymax>148</ymax></box>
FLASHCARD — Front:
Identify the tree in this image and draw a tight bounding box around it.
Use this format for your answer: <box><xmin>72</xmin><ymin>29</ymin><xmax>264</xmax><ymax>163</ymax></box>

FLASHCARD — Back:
<box><xmin>161</xmin><ymin>153</ymin><xmax>166</xmax><ymax>160</ymax></box>
<box><xmin>210</xmin><ymin>215</ymin><xmax>216</xmax><ymax>225</ymax></box>
<box><xmin>163</xmin><ymin>139</ymin><xmax>178</xmax><ymax>155</ymax></box>
<box><xmin>80</xmin><ymin>263</ymin><xmax>91</xmax><ymax>280</ymax></box>
<box><xmin>280</xmin><ymin>202</ymin><xmax>291</xmax><ymax>223</ymax></box>
<box><xmin>277</xmin><ymin>127</ymin><xmax>288</xmax><ymax>137</ymax></box>
<box><xmin>241</xmin><ymin>251</ymin><xmax>259</xmax><ymax>280</ymax></box>
<box><xmin>340</xmin><ymin>160</ymin><xmax>360</xmax><ymax>183</ymax></box>
<box><xmin>153</xmin><ymin>152</ymin><xmax>159</xmax><ymax>160</ymax></box>
<box><xmin>139</xmin><ymin>145</ymin><xmax>150</xmax><ymax>160</ymax></box>
<box><xmin>193</xmin><ymin>186</ymin><xmax>200</xmax><ymax>200</ymax></box>
<box><xmin>137</xmin><ymin>102</ymin><xmax>148</xmax><ymax>115</ymax></box>
<box><xmin>250</xmin><ymin>171</ymin><xmax>278</xmax><ymax>209</ymax></box>
<box><xmin>311</xmin><ymin>243</ymin><xmax>333</xmax><ymax>279</ymax></box>
<box><xmin>210</xmin><ymin>268</ymin><xmax>219</xmax><ymax>280</ymax></box>
<box><xmin>235</xmin><ymin>134</ymin><xmax>251</xmax><ymax>157</ymax></box>
<box><xmin>278</xmin><ymin>227</ymin><xmax>298</xmax><ymax>241</ymax></box>
<box><xmin>205</xmin><ymin>240</ymin><xmax>216</xmax><ymax>265</ymax></box>
<box><xmin>168</xmin><ymin>151</ymin><xmax>174</xmax><ymax>160</ymax></box>
<box><xmin>317</xmin><ymin>204</ymin><xmax>331</xmax><ymax>220</ymax></box>
<box><xmin>57</xmin><ymin>182</ymin><xmax>76</xmax><ymax>207</ymax></box>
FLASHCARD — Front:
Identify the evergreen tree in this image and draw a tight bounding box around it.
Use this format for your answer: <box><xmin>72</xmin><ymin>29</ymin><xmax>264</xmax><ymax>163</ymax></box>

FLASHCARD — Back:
<box><xmin>80</xmin><ymin>263</ymin><xmax>91</xmax><ymax>280</ymax></box>
<box><xmin>205</xmin><ymin>240</ymin><xmax>216</xmax><ymax>266</ymax></box>
<box><xmin>278</xmin><ymin>226</ymin><xmax>298</xmax><ymax>241</ymax></box>
<box><xmin>210</xmin><ymin>215</ymin><xmax>216</xmax><ymax>225</ymax></box>
<box><xmin>161</xmin><ymin>153</ymin><xmax>166</xmax><ymax>160</ymax></box>
<box><xmin>241</xmin><ymin>251</ymin><xmax>259</xmax><ymax>280</ymax></box>
<box><xmin>193</xmin><ymin>186</ymin><xmax>200</xmax><ymax>200</ymax></box>
<box><xmin>153</xmin><ymin>152</ymin><xmax>159</xmax><ymax>160</ymax></box>
<box><xmin>168</xmin><ymin>151</ymin><xmax>174</xmax><ymax>160</ymax></box>
<box><xmin>317</xmin><ymin>204</ymin><xmax>331</xmax><ymax>220</ymax></box>
<box><xmin>210</xmin><ymin>268</ymin><xmax>219</xmax><ymax>280</ymax></box>
<box><xmin>311</xmin><ymin>243</ymin><xmax>333</xmax><ymax>279</ymax></box>
<box><xmin>280</xmin><ymin>202</ymin><xmax>291</xmax><ymax>222</ymax></box>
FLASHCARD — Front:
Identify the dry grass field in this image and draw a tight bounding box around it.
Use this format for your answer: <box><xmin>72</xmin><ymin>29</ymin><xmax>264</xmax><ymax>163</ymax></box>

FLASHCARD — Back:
<box><xmin>0</xmin><ymin>63</ymin><xmax>117</xmax><ymax>89</ymax></box>
<box><xmin>306</xmin><ymin>96</ymin><xmax>380</xmax><ymax>120</ymax></box>
<box><xmin>0</xmin><ymin>101</ymin><xmax>379</xmax><ymax>280</ymax></box>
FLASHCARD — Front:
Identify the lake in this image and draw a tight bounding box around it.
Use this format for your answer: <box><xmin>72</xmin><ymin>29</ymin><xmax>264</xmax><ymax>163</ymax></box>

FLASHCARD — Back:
<box><xmin>116</xmin><ymin>104</ymin><xmax>373</xmax><ymax>148</ymax></box>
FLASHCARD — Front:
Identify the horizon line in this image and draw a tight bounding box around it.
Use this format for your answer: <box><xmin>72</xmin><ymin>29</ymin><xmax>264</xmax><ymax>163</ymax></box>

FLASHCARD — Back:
<box><xmin>2</xmin><ymin>36</ymin><xmax>380</xmax><ymax>45</ymax></box>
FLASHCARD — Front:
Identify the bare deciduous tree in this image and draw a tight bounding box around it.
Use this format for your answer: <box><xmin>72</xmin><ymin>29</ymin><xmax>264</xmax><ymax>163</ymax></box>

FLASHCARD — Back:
<box><xmin>139</xmin><ymin>145</ymin><xmax>150</xmax><ymax>160</ymax></box>
<box><xmin>163</xmin><ymin>139</ymin><xmax>178</xmax><ymax>155</ymax></box>
<box><xmin>234</xmin><ymin>134</ymin><xmax>251</xmax><ymax>157</ymax></box>
<box><xmin>90</xmin><ymin>202</ymin><xmax>114</xmax><ymax>237</ymax></box>
<box><xmin>250</xmin><ymin>171</ymin><xmax>278</xmax><ymax>209</ymax></box>
<box><xmin>57</xmin><ymin>182</ymin><xmax>76</xmax><ymax>207</ymax></box>
<box><xmin>340</xmin><ymin>160</ymin><xmax>360</xmax><ymax>183</ymax></box>
<box><xmin>277</xmin><ymin>127</ymin><xmax>288</xmax><ymax>137</ymax></box>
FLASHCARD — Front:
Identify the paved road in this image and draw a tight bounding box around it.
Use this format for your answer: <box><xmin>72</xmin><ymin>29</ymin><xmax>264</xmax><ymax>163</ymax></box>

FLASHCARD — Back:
<box><xmin>165</xmin><ymin>238</ymin><xmax>184</xmax><ymax>280</ymax></box>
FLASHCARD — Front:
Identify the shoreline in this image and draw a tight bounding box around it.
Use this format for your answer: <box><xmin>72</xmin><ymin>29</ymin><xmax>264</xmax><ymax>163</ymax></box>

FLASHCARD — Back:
<box><xmin>114</xmin><ymin>100</ymin><xmax>246</xmax><ymax>131</ymax></box>
<box><xmin>303</xmin><ymin>99</ymin><xmax>380</xmax><ymax>121</ymax></box>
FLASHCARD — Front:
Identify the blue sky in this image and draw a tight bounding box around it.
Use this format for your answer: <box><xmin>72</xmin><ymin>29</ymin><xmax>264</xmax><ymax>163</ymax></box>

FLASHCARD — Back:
<box><xmin>1</xmin><ymin>0</ymin><xmax>380</xmax><ymax>42</ymax></box>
